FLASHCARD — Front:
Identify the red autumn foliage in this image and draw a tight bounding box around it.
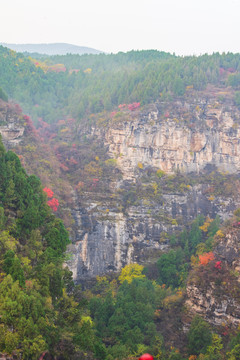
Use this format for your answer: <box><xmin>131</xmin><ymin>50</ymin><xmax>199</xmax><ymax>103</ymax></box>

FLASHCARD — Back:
<box><xmin>164</xmin><ymin>111</ymin><xmax>170</xmax><ymax>118</ymax></box>
<box><xmin>214</xmin><ymin>261</ymin><xmax>222</xmax><ymax>270</ymax></box>
<box><xmin>43</xmin><ymin>187</ymin><xmax>54</xmax><ymax>198</ymax></box>
<box><xmin>118</xmin><ymin>103</ymin><xmax>140</xmax><ymax>111</ymax></box>
<box><xmin>23</xmin><ymin>114</ymin><xmax>39</xmax><ymax>137</ymax></box>
<box><xmin>199</xmin><ymin>252</ymin><xmax>215</xmax><ymax>265</ymax></box>
<box><xmin>47</xmin><ymin>65</ymin><xmax>66</xmax><ymax>73</ymax></box>
<box><xmin>47</xmin><ymin>198</ymin><xmax>59</xmax><ymax>211</ymax></box>
<box><xmin>128</xmin><ymin>102</ymin><xmax>140</xmax><ymax>111</ymax></box>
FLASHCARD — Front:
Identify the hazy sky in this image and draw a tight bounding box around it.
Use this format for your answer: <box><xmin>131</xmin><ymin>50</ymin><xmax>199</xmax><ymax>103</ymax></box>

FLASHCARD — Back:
<box><xmin>1</xmin><ymin>0</ymin><xmax>239</xmax><ymax>55</ymax></box>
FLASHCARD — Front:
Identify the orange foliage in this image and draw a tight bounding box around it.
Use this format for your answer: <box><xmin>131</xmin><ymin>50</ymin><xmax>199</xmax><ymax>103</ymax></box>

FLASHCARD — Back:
<box><xmin>199</xmin><ymin>252</ymin><xmax>215</xmax><ymax>265</ymax></box>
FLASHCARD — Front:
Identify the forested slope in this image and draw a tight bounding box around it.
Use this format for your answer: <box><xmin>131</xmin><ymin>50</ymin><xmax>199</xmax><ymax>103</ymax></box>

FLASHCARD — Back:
<box><xmin>0</xmin><ymin>135</ymin><xmax>101</xmax><ymax>359</ymax></box>
<box><xmin>1</xmin><ymin>46</ymin><xmax>240</xmax><ymax>360</ymax></box>
<box><xmin>2</xmin><ymin>136</ymin><xmax>240</xmax><ymax>360</ymax></box>
<box><xmin>0</xmin><ymin>46</ymin><xmax>240</xmax><ymax>124</ymax></box>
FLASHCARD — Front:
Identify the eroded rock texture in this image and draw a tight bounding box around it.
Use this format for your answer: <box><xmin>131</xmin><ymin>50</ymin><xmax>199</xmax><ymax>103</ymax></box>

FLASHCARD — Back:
<box><xmin>186</xmin><ymin>228</ymin><xmax>240</xmax><ymax>328</ymax></box>
<box><xmin>102</xmin><ymin>100</ymin><xmax>240</xmax><ymax>178</ymax></box>
<box><xmin>67</xmin><ymin>95</ymin><xmax>240</xmax><ymax>281</ymax></box>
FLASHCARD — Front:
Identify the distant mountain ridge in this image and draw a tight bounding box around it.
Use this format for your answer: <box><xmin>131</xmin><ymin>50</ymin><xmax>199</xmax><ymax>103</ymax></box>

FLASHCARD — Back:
<box><xmin>0</xmin><ymin>42</ymin><xmax>103</xmax><ymax>55</ymax></box>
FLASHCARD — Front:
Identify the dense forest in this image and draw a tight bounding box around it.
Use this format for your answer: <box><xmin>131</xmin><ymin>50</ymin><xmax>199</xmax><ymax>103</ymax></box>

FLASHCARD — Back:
<box><xmin>0</xmin><ymin>46</ymin><xmax>240</xmax><ymax>124</ymax></box>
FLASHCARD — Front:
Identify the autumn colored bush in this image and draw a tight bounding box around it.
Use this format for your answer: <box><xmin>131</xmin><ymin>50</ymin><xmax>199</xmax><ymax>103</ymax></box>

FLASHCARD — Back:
<box><xmin>43</xmin><ymin>187</ymin><xmax>54</xmax><ymax>198</ymax></box>
<box><xmin>23</xmin><ymin>114</ymin><xmax>39</xmax><ymax>137</ymax></box>
<box><xmin>214</xmin><ymin>261</ymin><xmax>222</xmax><ymax>270</ymax></box>
<box><xmin>47</xmin><ymin>198</ymin><xmax>59</xmax><ymax>211</ymax></box>
<box><xmin>128</xmin><ymin>102</ymin><xmax>140</xmax><ymax>111</ymax></box>
<box><xmin>43</xmin><ymin>187</ymin><xmax>59</xmax><ymax>211</ymax></box>
<box><xmin>199</xmin><ymin>252</ymin><xmax>215</xmax><ymax>265</ymax></box>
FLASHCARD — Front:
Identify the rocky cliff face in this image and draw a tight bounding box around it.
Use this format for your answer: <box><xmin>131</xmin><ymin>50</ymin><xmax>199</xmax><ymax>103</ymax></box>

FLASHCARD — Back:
<box><xmin>0</xmin><ymin>100</ymin><xmax>24</xmax><ymax>147</ymax></box>
<box><xmin>67</xmin><ymin>184</ymin><xmax>240</xmax><ymax>282</ymax></box>
<box><xmin>100</xmin><ymin>97</ymin><xmax>240</xmax><ymax>178</ymax></box>
<box><xmin>67</xmin><ymin>93</ymin><xmax>240</xmax><ymax>281</ymax></box>
<box><xmin>186</xmin><ymin>227</ymin><xmax>240</xmax><ymax>328</ymax></box>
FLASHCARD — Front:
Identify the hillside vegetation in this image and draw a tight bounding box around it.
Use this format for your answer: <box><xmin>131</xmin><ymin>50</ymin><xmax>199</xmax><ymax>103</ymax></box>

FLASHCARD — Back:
<box><xmin>0</xmin><ymin>45</ymin><xmax>240</xmax><ymax>124</ymax></box>
<box><xmin>2</xmin><ymin>131</ymin><xmax>240</xmax><ymax>359</ymax></box>
<box><xmin>1</xmin><ymin>46</ymin><xmax>240</xmax><ymax>359</ymax></box>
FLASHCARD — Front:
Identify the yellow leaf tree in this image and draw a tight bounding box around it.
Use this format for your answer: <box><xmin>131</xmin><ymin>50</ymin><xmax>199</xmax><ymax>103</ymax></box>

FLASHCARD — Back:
<box><xmin>118</xmin><ymin>263</ymin><xmax>145</xmax><ymax>284</ymax></box>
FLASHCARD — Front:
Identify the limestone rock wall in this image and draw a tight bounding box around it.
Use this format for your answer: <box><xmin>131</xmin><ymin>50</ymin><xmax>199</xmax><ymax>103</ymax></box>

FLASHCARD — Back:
<box><xmin>101</xmin><ymin>100</ymin><xmax>240</xmax><ymax>178</ymax></box>
<box><xmin>67</xmin><ymin>185</ymin><xmax>240</xmax><ymax>281</ymax></box>
<box><xmin>67</xmin><ymin>97</ymin><xmax>240</xmax><ymax>281</ymax></box>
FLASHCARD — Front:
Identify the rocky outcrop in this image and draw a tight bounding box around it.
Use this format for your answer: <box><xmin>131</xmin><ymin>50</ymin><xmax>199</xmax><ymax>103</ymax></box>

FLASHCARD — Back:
<box><xmin>186</xmin><ymin>228</ymin><xmax>240</xmax><ymax>328</ymax></box>
<box><xmin>100</xmin><ymin>99</ymin><xmax>240</xmax><ymax>179</ymax></box>
<box><xmin>186</xmin><ymin>283</ymin><xmax>240</xmax><ymax>327</ymax></box>
<box><xmin>0</xmin><ymin>100</ymin><xmax>24</xmax><ymax>147</ymax></box>
<box><xmin>67</xmin><ymin>183</ymin><xmax>240</xmax><ymax>281</ymax></box>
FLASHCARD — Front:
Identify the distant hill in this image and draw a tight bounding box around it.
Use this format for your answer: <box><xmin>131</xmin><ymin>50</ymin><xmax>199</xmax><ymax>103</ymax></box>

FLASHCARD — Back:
<box><xmin>0</xmin><ymin>42</ymin><xmax>103</xmax><ymax>55</ymax></box>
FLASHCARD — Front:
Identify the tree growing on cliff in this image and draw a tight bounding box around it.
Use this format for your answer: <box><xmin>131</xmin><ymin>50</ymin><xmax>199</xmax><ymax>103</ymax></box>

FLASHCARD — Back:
<box><xmin>188</xmin><ymin>316</ymin><xmax>212</xmax><ymax>355</ymax></box>
<box><xmin>199</xmin><ymin>252</ymin><xmax>215</xmax><ymax>266</ymax></box>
